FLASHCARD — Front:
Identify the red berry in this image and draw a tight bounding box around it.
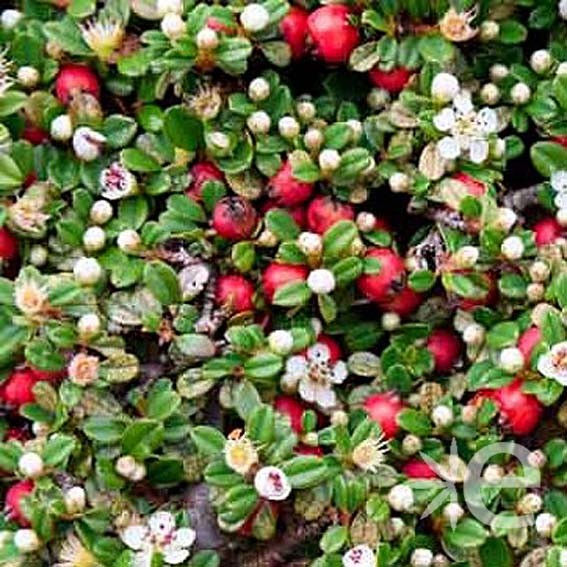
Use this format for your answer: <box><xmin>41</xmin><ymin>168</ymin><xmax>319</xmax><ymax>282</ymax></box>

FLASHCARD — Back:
<box><xmin>212</xmin><ymin>196</ymin><xmax>257</xmax><ymax>241</ymax></box>
<box><xmin>402</xmin><ymin>459</ymin><xmax>438</xmax><ymax>479</ymax></box>
<box><xmin>306</xmin><ymin>196</ymin><xmax>354</xmax><ymax>234</ymax></box>
<box><xmin>262</xmin><ymin>200</ymin><xmax>307</xmax><ymax>229</ymax></box>
<box><xmin>553</xmin><ymin>136</ymin><xmax>567</xmax><ymax>148</ymax></box>
<box><xmin>357</xmin><ymin>248</ymin><xmax>405</xmax><ymax>303</ymax></box>
<box><xmin>0</xmin><ymin>227</ymin><xmax>18</xmax><ymax>260</ymax></box>
<box><xmin>22</xmin><ymin>125</ymin><xmax>48</xmax><ymax>145</ymax></box>
<box><xmin>1</xmin><ymin>370</ymin><xmax>38</xmax><ymax>408</ymax></box>
<box><xmin>268</xmin><ymin>161</ymin><xmax>314</xmax><ymax>207</ymax></box>
<box><xmin>363</xmin><ymin>392</ymin><xmax>405</xmax><ymax>439</ymax></box>
<box><xmin>518</xmin><ymin>326</ymin><xmax>542</xmax><ymax>364</ymax></box>
<box><xmin>369</xmin><ymin>67</ymin><xmax>412</xmax><ymax>93</ymax></box>
<box><xmin>426</xmin><ymin>329</ymin><xmax>461</xmax><ymax>374</ymax></box>
<box><xmin>5</xmin><ymin>480</ymin><xmax>34</xmax><ymax>527</ymax></box>
<box><xmin>55</xmin><ymin>64</ymin><xmax>100</xmax><ymax>105</ymax></box>
<box><xmin>215</xmin><ymin>274</ymin><xmax>255</xmax><ymax>313</ymax></box>
<box><xmin>206</xmin><ymin>16</ymin><xmax>235</xmax><ymax>34</ymax></box>
<box><xmin>533</xmin><ymin>217</ymin><xmax>562</xmax><ymax>247</ymax></box>
<box><xmin>457</xmin><ymin>271</ymin><xmax>497</xmax><ymax>311</ymax></box>
<box><xmin>379</xmin><ymin>286</ymin><xmax>422</xmax><ymax>317</ymax></box>
<box><xmin>280</xmin><ymin>7</ymin><xmax>309</xmax><ymax>59</ymax></box>
<box><xmin>315</xmin><ymin>334</ymin><xmax>342</xmax><ymax>363</ymax></box>
<box><xmin>295</xmin><ymin>444</ymin><xmax>323</xmax><ymax>456</ymax></box>
<box><xmin>30</xmin><ymin>367</ymin><xmax>66</xmax><ymax>381</ymax></box>
<box><xmin>186</xmin><ymin>161</ymin><xmax>224</xmax><ymax>201</ymax></box>
<box><xmin>262</xmin><ymin>262</ymin><xmax>309</xmax><ymax>302</ymax></box>
<box><xmin>452</xmin><ymin>172</ymin><xmax>487</xmax><ymax>198</ymax></box>
<box><xmin>307</xmin><ymin>5</ymin><xmax>359</xmax><ymax>64</ymax></box>
<box><xmin>4</xmin><ymin>428</ymin><xmax>29</xmax><ymax>443</ymax></box>
<box><xmin>274</xmin><ymin>395</ymin><xmax>306</xmax><ymax>433</ymax></box>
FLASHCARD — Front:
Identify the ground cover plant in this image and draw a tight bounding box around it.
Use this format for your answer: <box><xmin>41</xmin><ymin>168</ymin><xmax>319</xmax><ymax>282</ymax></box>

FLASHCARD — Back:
<box><xmin>4</xmin><ymin>0</ymin><xmax>567</xmax><ymax>566</ymax></box>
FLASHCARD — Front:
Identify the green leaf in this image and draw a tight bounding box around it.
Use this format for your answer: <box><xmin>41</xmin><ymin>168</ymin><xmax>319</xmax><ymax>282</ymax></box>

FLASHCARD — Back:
<box><xmin>247</xmin><ymin>405</ymin><xmax>275</xmax><ymax>444</ymax></box>
<box><xmin>542</xmin><ymin>309</ymin><xmax>566</xmax><ymax>345</ymax></box>
<box><xmin>272</xmin><ymin>281</ymin><xmax>312</xmax><ymax>307</ymax></box>
<box><xmin>43</xmin><ymin>434</ymin><xmax>76</xmax><ymax>467</ymax></box>
<box><xmin>397</xmin><ymin>409</ymin><xmax>432</xmax><ymax>436</ymax></box>
<box><xmin>479</xmin><ymin>538</ymin><xmax>513</xmax><ymax>567</ymax></box>
<box><xmin>0</xmin><ymin>92</ymin><xmax>27</xmax><ymax>118</ymax></box>
<box><xmin>530</xmin><ymin>141</ymin><xmax>567</xmax><ymax>177</ymax></box>
<box><xmin>146</xmin><ymin>384</ymin><xmax>181</xmax><ymax>421</ymax></box>
<box><xmin>190</xmin><ymin>426</ymin><xmax>226</xmax><ymax>457</ymax></box>
<box><xmin>143</xmin><ymin>261</ymin><xmax>181</xmax><ymax>305</ymax></box>
<box><xmin>320</xmin><ymin>525</ymin><xmax>348</xmax><ymax>554</ymax></box>
<box><xmin>244</xmin><ymin>353</ymin><xmax>283</xmax><ymax>382</ymax></box>
<box><xmin>408</xmin><ymin>270</ymin><xmax>435</xmax><ymax>292</ymax></box>
<box><xmin>498</xmin><ymin>20</ymin><xmax>528</xmax><ymax>44</ymax></box>
<box><xmin>104</xmin><ymin>115</ymin><xmax>137</xmax><ymax>148</ymax></box>
<box><xmin>282</xmin><ymin>456</ymin><xmax>329</xmax><ymax>489</ymax></box>
<box><xmin>188</xmin><ymin>551</ymin><xmax>220</xmax><ymax>567</ymax></box>
<box><xmin>0</xmin><ymin>154</ymin><xmax>23</xmax><ymax>191</ymax></box>
<box><xmin>164</xmin><ymin>106</ymin><xmax>204</xmax><ymax>151</ymax></box>
<box><xmin>418</xmin><ymin>34</ymin><xmax>455</xmax><ymax>62</ymax></box>
<box><xmin>332</xmin><ymin>257</ymin><xmax>363</xmax><ymax>287</ymax></box>
<box><xmin>486</xmin><ymin>322</ymin><xmax>519</xmax><ymax>349</ymax></box>
<box><xmin>121</xmin><ymin>420</ymin><xmax>164</xmax><ymax>460</ymax></box>
<box><xmin>444</xmin><ymin>518</ymin><xmax>488</xmax><ymax>548</ymax></box>
<box><xmin>323</xmin><ymin>221</ymin><xmax>358</xmax><ymax>258</ymax></box>
<box><xmin>265</xmin><ymin>208</ymin><xmax>300</xmax><ymax>241</ymax></box>
<box><xmin>120</xmin><ymin>148</ymin><xmax>160</xmax><ymax>173</ymax></box>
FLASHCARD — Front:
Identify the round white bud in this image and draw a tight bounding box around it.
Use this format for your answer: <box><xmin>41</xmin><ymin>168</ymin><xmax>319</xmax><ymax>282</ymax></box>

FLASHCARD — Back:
<box><xmin>130</xmin><ymin>463</ymin><xmax>147</xmax><ymax>482</ymax></box>
<box><xmin>498</xmin><ymin>347</ymin><xmax>525</xmax><ymax>373</ymax></box>
<box><xmin>483</xmin><ymin>463</ymin><xmax>504</xmax><ymax>484</ymax></box>
<box><xmin>501</xmin><ymin>235</ymin><xmax>524</xmax><ymax>260</ymax></box>
<box><xmin>495</xmin><ymin>207</ymin><xmax>517</xmax><ymax>232</ymax></box>
<box><xmin>307</xmin><ymin>269</ymin><xmax>336</xmax><ymax>294</ymax></box>
<box><xmin>463</xmin><ymin>323</ymin><xmax>485</xmax><ymax>346</ymax></box>
<box><xmin>411</xmin><ymin>548</ymin><xmax>433</xmax><ymax>567</ymax></box>
<box><xmin>196</xmin><ymin>26</ymin><xmax>219</xmax><ymax>50</ymax></box>
<box><xmin>32</xmin><ymin>422</ymin><xmax>50</xmax><ymax>438</ymax></box>
<box><xmin>29</xmin><ymin>245</ymin><xmax>47</xmax><ymax>267</ymax></box>
<box><xmin>431</xmin><ymin>405</ymin><xmax>454</xmax><ymax>428</ymax></box>
<box><xmin>318</xmin><ymin>149</ymin><xmax>341</xmax><ymax>172</ymax></box>
<box><xmin>557</xmin><ymin>62</ymin><xmax>567</xmax><ymax>76</ymax></box>
<box><xmin>73</xmin><ymin>257</ymin><xmax>103</xmax><ymax>285</ymax></box>
<box><xmin>72</xmin><ymin>127</ymin><xmax>105</xmax><ymax>161</ymax></box>
<box><xmin>510</xmin><ymin>82</ymin><xmax>531</xmax><ymax>105</ymax></box>
<box><xmin>527</xmin><ymin>283</ymin><xmax>545</xmax><ymax>302</ymax></box>
<box><xmin>1</xmin><ymin>9</ymin><xmax>23</xmax><ymax>30</ymax></box>
<box><xmin>330</xmin><ymin>410</ymin><xmax>349</xmax><ymax>427</ymax></box>
<box><xmin>297</xmin><ymin>232</ymin><xmax>323</xmax><ymax>257</ymax></box>
<box><xmin>82</xmin><ymin>226</ymin><xmax>106</xmax><ymax>252</ymax></box>
<box><xmin>14</xmin><ymin>529</ymin><xmax>40</xmax><ymax>553</ymax></box>
<box><xmin>278</xmin><ymin>116</ymin><xmax>300</xmax><ymax>139</ymax></box>
<box><xmin>517</xmin><ymin>493</ymin><xmax>542</xmax><ymax>515</ymax></box>
<box><xmin>77</xmin><ymin>313</ymin><xmax>102</xmax><ymax>338</ymax></box>
<box><xmin>443</xmin><ymin>502</ymin><xmax>464</xmax><ymax>524</ymax></box>
<box><xmin>17</xmin><ymin>66</ymin><xmax>39</xmax><ymax>88</ymax></box>
<box><xmin>240</xmin><ymin>4</ymin><xmax>270</xmax><ymax>33</ymax></box>
<box><xmin>115</xmin><ymin>455</ymin><xmax>138</xmax><ymax>479</ymax></box>
<box><xmin>90</xmin><ymin>200</ymin><xmax>113</xmax><ymax>225</ymax></box>
<box><xmin>528</xmin><ymin>449</ymin><xmax>547</xmax><ymax>469</ymax></box>
<box><xmin>356</xmin><ymin>212</ymin><xmax>376</xmax><ymax>233</ymax></box>
<box><xmin>367</xmin><ymin>88</ymin><xmax>390</xmax><ymax>110</ymax></box>
<box><xmin>557</xmin><ymin>208</ymin><xmax>567</xmax><ymax>227</ymax></box>
<box><xmin>479</xmin><ymin>20</ymin><xmax>499</xmax><ymax>41</ymax></box>
<box><xmin>248</xmin><ymin>77</ymin><xmax>270</xmax><ymax>102</ymax></box>
<box><xmin>18</xmin><ymin>452</ymin><xmax>44</xmax><ymax>479</ymax></box>
<box><xmin>389</xmin><ymin>172</ymin><xmax>410</xmax><ymax>193</ymax></box>
<box><xmin>347</xmin><ymin>119</ymin><xmax>363</xmax><ymax>141</ymax></box>
<box><xmin>535</xmin><ymin>513</ymin><xmax>556</xmax><ymax>537</ymax></box>
<box><xmin>432</xmin><ymin>555</ymin><xmax>450</xmax><ymax>567</ymax></box>
<box><xmin>480</xmin><ymin>83</ymin><xmax>500</xmax><ymax>105</ymax></box>
<box><xmin>64</xmin><ymin>486</ymin><xmax>86</xmax><ymax>514</ymax></box>
<box><xmin>50</xmin><ymin>114</ymin><xmax>73</xmax><ymax>142</ymax></box>
<box><xmin>157</xmin><ymin>0</ymin><xmax>183</xmax><ymax>16</ymax></box>
<box><xmin>531</xmin><ymin>49</ymin><xmax>553</xmax><ymax>74</ymax></box>
<box><xmin>431</xmin><ymin>73</ymin><xmax>460</xmax><ymax>103</ymax></box>
<box><xmin>268</xmin><ymin>330</ymin><xmax>294</xmax><ymax>355</ymax></box>
<box><xmin>303</xmin><ymin>128</ymin><xmax>324</xmax><ymax>151</ymax></box>
<box><xmin>529</xmin><ymin>260</ymin><xmax>550</xmax><ymax>283</ymax></box>
<box><xmin>388</xmin><ymin>484</ymin><xmax>414</xmax><ymax>512</ymax></box>
<box><xmin>117</xmin><ymin>229</ymin><xmax>141</xmax><ymax>253</ymax></box>
<box><xmin>161</xmin><ymin>13</ymin><xmax>185</xmax><ymax>40</ymax></box>
<box><xmin>490</xmin><ymin>64</ymin><xmax>509</xmax><ymax>82</ymax></box>
<box><xmin>296</xmin><ymin>100</ymin><xmax>316</xmax><ymax>121</ymax></box>
<box><xmin>401</xmin><ymin>434</ymin><xmax>422</xmax><ymax>455</ymax></box>
<box><xmin>382</xmin><ymin>312</ymin><xmax>401</xmax><ymax>331</ymax></box>
<box><xmin>247</xmin><ymin>110</ymin><xmax>271</xmax><ymax>134</ymax></box>
<box><xmin>454</xmin><ymin>245</ymin><xmax>479</xmax><ymax>268</ymax></box>
<box><xmin>208</xmin><ymin>131</ymin><xmax>230</xmax><ymax>151</ymax></box>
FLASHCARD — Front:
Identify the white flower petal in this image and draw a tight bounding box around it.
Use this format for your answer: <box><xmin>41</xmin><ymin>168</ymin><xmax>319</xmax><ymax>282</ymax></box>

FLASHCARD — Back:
<box><xmin>285</xmin><ymin>355</ymin><xmax>308</xmax><ymax>378</ymax></box>
<box><xmin>331</xmin><ymin>361</ymin><xmax>348</xmax><ymax>384</ymax></box>
<box><xmin>469</xmin><ymin>139</ymin><xmax>489</xmax><ymax>164</ymax></box>
<box><xmin>171</xmin><ymin>527</ymin><xmax>196</xmax><ymax>549</ymax></box>
<box><xmin>437</xmin><ymin>136</ymin><xmax>461</xmax><ymax>159</ymax></box>
<box><xmin>307</xmin><ymin>343</ymin><xmax>331</xmax><ymax>363</ymax></box>
<box><xmin>343</xmin><ymin>544</ymin><xmax>376</xmax><ymax>567</ymax></box>
<box><xmin>121</xmin><ymin>526</ymin><xmax>148</xmax><ymax>551</ymax></box>
<box><xmin>475</xmin><ymin>108</ymin><xmax>498</xmax><ymax>134</ymax></box>
<box><xmin>149</xmin><ymin>512</ymin><xmax>176</xmax><ymax>539</ymax></box>
<box><xmin>453</xmin><ymin>90</ymin><xmax>474</xmax><ymax>115</ymax></box>
<box><xmin>433</xmin><ymin>108</ymin><xmax>456</xmax><ymax>132</ymax></box>
<box><xmin>551</xmin><ymin>170</ymin><xmax>567</xmax><ymax>193</ymax></box>
<box><xmin>254</xmin><ymin>466</ymin><xmax>292</xmax><ymax>501</ymax></box>
<box><xmin>133</xmin><ymin>551</ymin><xmax>153</xmax><ymax>567</ymax></box>
<box><xmin>298</xmin><ymin>377</ymin><xmax>317</xmax><ymax>403</ymax></box>
<box><xmin>162</xmin><ymin>548</ymin><xmax>191</xmax><ymax>565</ymax></box>
<box><xmin>315</xmin><ymin>385</ymin><xmax>337</xmax><ymax>408</ymax></box>
<box><xmin>554</xmin><ymin>193</ymin><xmax>567</xmax><ymax>209</ymax></box>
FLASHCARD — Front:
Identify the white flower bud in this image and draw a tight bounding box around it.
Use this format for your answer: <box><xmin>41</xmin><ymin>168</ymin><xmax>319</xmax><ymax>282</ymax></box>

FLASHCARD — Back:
<box><xmin>303</xmin><ymin>128</ymin><xmax>324</xmax><ymax>151</ymax></box>
<box><xmin>431</xmin><ymin>405</ymin><xmax>453</xmax><ymax>428</ymax></box>
<box><xmin>390</xmin><ymin>517</ymin><xmax>405</xmax><ymax>537</ymax></box>
<box><xmin>527</xmin><ymin>282</ymin><xmax>545</xmax><ymax>302</ymax></box>
<box><xmin>559</xmin><ymin>0</ymin><xmax>567</xmax><ymax>20</ymax></box>
<box><xmin>278</xmin><ymin>116</ymin><xmax>300</xmax><ymax>139</ymax></box>
<box><xmin>356</xmin><ymin>212</ymin><xmax>376</xmax><ymax>232</ymax></box>
<box><xmin>483</xmin><ymin>463</ymin><xmax>504</xmax><ymax>484</ymax></box>
<box><xmin>248</xmin><ymin>77</ymin><xmax>270</xmax><ymax>102</ymax></box>
<box><xmin>50</xmin><ymin>114</ymin><xmax>73</xmax><ymax>142</ymax></box>
<box><xmin>268</xmin><ymin>330</ymin><xmax>294</xmax><ymax>355</ymax></box>
<box><xmin>90</xmin><ymin>200</ymin><xmax>113</xmax><ymax>225</ymax></box>
<box><xmin>247</xmin><ymin>110</ymin><xmax>271</xmax><ymax>134</ymax></box>
<box><xmin>115</xmin><ymin>455</ymin><xmax>138</xmax><ymax>479</ymax></box>
<box><xmin>529</xmin><ymin>260</ymin><xmax>550</xmax><ymax>283</ymax></box>
<box><xmin>311</xmin><ymin>317</ymin><xmax>323</xmax><ymax>336</ymax></box>
<box><xmin>117</xmin><ymin>229</ymin><xmax>141</xmax><ymax>253</ymax></box>
<box><xmin>1</xmin><ymin>9</ymin><xmax>23</xmax><ymax>30</ymax></box>
<box><xmin>17</xmin><ymin>66</ymin><xmax>39</xmax><ymax>88</ymax></box>
<box><xmin>479</xmin><ymin>20</ymin><xmax>499</xmax><ymax>41</ymax></box>
<box><xmin>240</xmin><ymin>4</ymin><xmax>270</xmax><ymax>33</ymax></box>
<box><xmin>161</xmin><ymin>13</ymin><xmax>185</xmax><ymax>40</ymax></box>
<box><xmin>367</xmin><ymin>88</ymin><xmax>390</xmax><ymax>110</ymax></box>
<box><xmin>254</xmin><ymin>466</ymin><xmax>292</xmax><ymax>500</ymax></box>
<box><xmin>74</xmin><ymin>257</ymin><xmax>103</xmax><ymax>285</ymax></box>
<box><xmin>307</xmin><ymin>269</ymin><xmax>335</xmax><ymax>294</ymax></box>
<box><xmin>131</xmin><ymin>463</ymin><xmax>147</xmax><ymax>482</ymax></box>
<box><xmin>32</xmin><ymin>422</ymin><xmax>50</xmax><ymax>438</ymax></box>
<box><xmin>77</xmin><ymin>313</ymin><xmax>102</xmax><ymax>338</ymax></box>
<box><xmin>501</xmin><ymin>235</ymin><xmax>524</xmax><ymax>260</ymax></box>
<box><xmin>454</xmin><ymin>245</ymin><xmax>479</xmax><ymax>268</ymax></box>
<box><xmin>494</xmin><ymin>207</ymin><xmax>517</xmax><ymax>232</ymax></box>
<box><xmin>490</xmin><ymin>64</ymin><xmax>509</xmax><ymax>82</ymax></box>
<box><xmin>196</xmin><ymin>27</ymin><xmax>219</xmax><ymax>50</ymax></box>
<box><xmin>64</xmin><ymin>486</ymin><xmax>86</xmax><ymax>514</ymax></box>
<box><xmin>557</xmin><ymin>208</ymin><xmax>567</xmax><ymax>227</ymax></box>
<box><xmin>528</xmin><ymin>449</ymin><xmax>547</xmax><ymax>469</ymax></box>
<box><xmin>157</xmin><ymin>0</ymin><xmax>183</xmax><ymax>16</ymax></box>
<box><xmin>347</xmin><ymin>119</ymin><xmax>363</xmax><ymax>141</ymax></box>
<box><xmin>388</xmin><ymin>484</ymin><xmax>414</xmax><ymax>512</ymax></box>
<box><xmin>463</xmin><ymin>323</ymin><xmax>485</xmax><ymax>346</ymax></box>
<box><xmin>72</xmin><ymin>127</ymin><xmax>106</xmax><ymax>161</ymax></box>
<box><xmin>318</xmin><ymin>148</ymin><xmax>341</xmax><ymax>172</ymax></box>
<box><xmin>297</xmin><ymin>232</ymin><xmax>323</xmax><ymax>257</ymax></box>
<box><xmin>557</xmin><ymin>62</ymin><xmax>567</xmax><ymax>76</ymax></box>
<box><xmin>432</xmin><ymin>555</ymin><xmax>450</xmax><ymax>567</ymax></box>
<box><xmin>431</xmin><ymin>73</ymin><xmax>460</xmax><ymax>103</ymax></box>
<box><xmin>401</xmin><ymin>434</ymin><xmax>422</xmax><ymax>455</ymax></box>
<box><xmin>480</xmin><ymin>83</ymin><xmax>500</xmax><ymax>105</ymax></box>
<box><xmin>498</xmin><ymin>347</ymin><xmax>524</xmax><ymax>373</ymax></box>
<box><xmin>14</xmin><ymin>529</ymin><xmax>40</xmax><ymax>553</ymax></box>
<box><xmin>302</xmin><ymin>432</ymin><xmax>318</xmax><ymax>446</ymax></box>
<box><xmin>535</xmin><ymin>512</ymin><xmax>556</xmax><ymax>537</ymax></box>
<box><xmin>510</xmin><ymin>82</ymin><xmax>531</xmax><ymax>105</ymax></box>
<box><xmin>517</xmin><ymin>493</ymin><xmax>542</xmax><ymax>515</ymax></box>
<box><xmin>389</xmin><ymin>172</ymin><xmax>410</xmax><ymax>193</ymax></box>
<box><xmin>18</xmin><ymin>452</ymin><xmax>44</xmax><ymax>479</ymax></box>
<box><xmin>382</xmin><ymin>312</ymin><xmax>401</xmax><ymax>331</ymax></box>
<box><xmin>443</xmin><ymin>502</ymin><xmax>464</xmax><ymax>524</ymax></box>
<box><xmin>29</xmin><ymin>245</ymin><xmax>47</xmax><ymax>267</ymax></box>
<box><xmin>330</xmin><ymin>409</ymin><xmax>349</xmax><ymax>426</ymax></box>
<box><xmin>296</xmin><ymin>100</ymin><xmax>316</xmax><ymax>121</ymax></box>
<box><xmin>83</xmin><ymin>226</ymin><xmax>106</xmax><ymax>252</ymax></box>
<box><xmin>530</xmin><ymin>49</ymin><xmax>552</xmax><ymax>74</ymax></box>
<box><xmin>411</xmin><ymin>548</ymin><xmax>433</xmax><ymax>567</ymax></box>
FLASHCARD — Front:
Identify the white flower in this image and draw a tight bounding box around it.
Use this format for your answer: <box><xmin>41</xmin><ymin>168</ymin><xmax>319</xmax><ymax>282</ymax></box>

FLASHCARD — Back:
<box><xmin>248</xmin><ymin>77</ymin><xmax>270</xmax><ymax>101</ymax></box>
<box><xmin>121</xmin><ymin>511</ymin><xmax>196</xmax><ymax>566</ymax></box>
<box><xmin>18</xmin><ymin>452</ymin><xmax>44</xmax><ymax>478</ymax></box>
<box><xmin>433</xmin><ymin>90</ymin><xmax>499</xmax><ymax>164</ymax></box>
<box><xmin>254</xmin><ymin>466</ymin><xmax>292</xmax><ymax>501</ymax></box>
<box><xmin>54</xmin><ymin>533</ymin><xmax>98</xmax><ymax>567</ymax></box>
<box><xmin>342</xmin><ymin>544</ymin><xmax>376</xmax><ymax>567</ymax></box>
<box><xmin>494</xmin><ymin>207</ymin><xmax>517</xmax><ymax>232</ymax></box>
<box><xmin>50</xmin><ymin>114</ymin><xmax>73</xmax><ymax>142</ymax></box>
<box><xmin>318</xmin><ymin>148</ymin><xmax>341</xmax><ymax>172</ymax></box>
<box><xmin>430</xmin><ymin>72</ymin><xmax>460</xmax><ymax>103</ymax></box>
<box><xmin>247</xmin><ymin>110</ymin><xmax>271</xmax><ymax>134</ymax></box>
<box><xmin>100</xmin><ymin>162</ymin><xmax>138</xmax><ymax>200</ymax></box>
<box><xmin>281</xmin><ymin>342</ymin><xmax>348</xmax><ymax>409</ymax></box>
<box><xmin>14</xmin><ymin>529</ymin><xmax>40</xmax><ymax>553</ymax></box>
<box><xmin>307</xmin><ymin>269</ymin><xmax>335</xmax><ymax>294</ymax></box>
<box><xmin>161</xmin><ymin>13</ymin><xmax>185</xmax><ymax>40</ymax></box>
<box><xmin>73</xmin><ymin>127</ymin><xmax>106</xmax><ymax>161</ymax></box>
<box><xmin>411</xmin><ymin>548</ymin><xmax>433</xmax><ymax>567</ymax></box>
<box><xmin>64</xmin><ymin>487</ymin><xmax>86</xmax><ymax>514</ymax></box>
<box><xmin>551</xmin><ymin>171</ymin><xmax>567</xmax><ymax>209</ymax></box>
<box><xmin>538</xmin><ymin>341</ymin><xmax>567</xmax><ymax>384</ymax></box>
<box><xmin>356</xmin><ymin>212</ymin><xmax>376</xmax><ymax>232</ymax></box>
<box><xmin>224</xmin><ymin>433</ymin><xmax>258</xmax><ymax>475</ymax></box>
<box><xmin>196</xmin><ymin>27</ymin><xmax>219</xmax><ymax>50</ymax></box>
<box><xmin>479</xmin><ymin>20</ymin><xmax>499</xmax><ymax>41</ymax></box>
<box><xmin>268</xmin><ymin>330</ymin><xmax>294</xmax><ymax>355</ymax></box>
<box><xmin>81</xmin><ymin>17</ymin><xmax>125</xmax><ymax>61</ymax></box>
<box><xmin>351</xmin><ymin>435</ymin><xmax>389</xmax><ymax>472</ymax></box>
<box><xmin>240</xmin><ymin>4</ymin><xmax>270</xmax><ymax>33</ymax></box>
<box><xmin>490</xmin><ymin>64</ymin><xmax>509</xmax><ymax>82</ymax></box>
<box><xmin>296</xmin><ymin>100</ymin><xmax>316</xmax><ymax>121</ymax></box>
<box><xmin>14</xmin><ymin>277</ymin><xmax>49</xmax><ymax>316</ymax></box>
<box><xmin>68</xmin><ymin>353</ymin><xmax>99</xmax><ymax>386</ymax></box>
<box><xmin>382</xmin><ymin>312</ymin><xmax>401</xmax><ymax>331</ymax></box>
<box><xmin>83</xmin><ymin>226</ymin><xmax>106</xmax><ymax>252</ymax></box>
<box><xmin>499</xmin><ymin>347</ymin><xmax>524</xmax><ymax>373</ymax></box>
<box><xmin>117</xmin><ymin>229</ymin><xmax>141</xmax><ymax>253</ymax></box>
<box><xmin>501</xmin><ymin>235</ymin><xmax>524</xmax><ymax>260</ymax></box>
<box><xmin>388</xmin><ymin>484</ymin><xmax>414</xmax><ymax>512</ymax></box>
<box><xmin>90</xmin><ymin>200</ymin><xmax>113</xmax><ymax>224</ymax></box>
<box><xmin>439</xmin><ymin>6</ymin><xmax>478</xmax><ymax>42</ymax></box>
<box><xmin>74</xmin><ymin>257</ymin><xmax>103</xmax><ymax>285</ymax></box>
<box><xmin>443</xmin><ymin>502</ymin><xmax>464</xmax><ymax>524</ymax></box>
<box><xmin>1</xmin><ymin>9</ymin><xmax>22</xmax><ymax>30</ymax></box>
<box><xmin>77</xmin><ymin>313</ymin><xmax>102</xmax><ymax>337</ymax></box>
<box><xmin>279</xmin><ymin>116</ymin><xmax>300</xmax><ymax>139</ymax></box>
